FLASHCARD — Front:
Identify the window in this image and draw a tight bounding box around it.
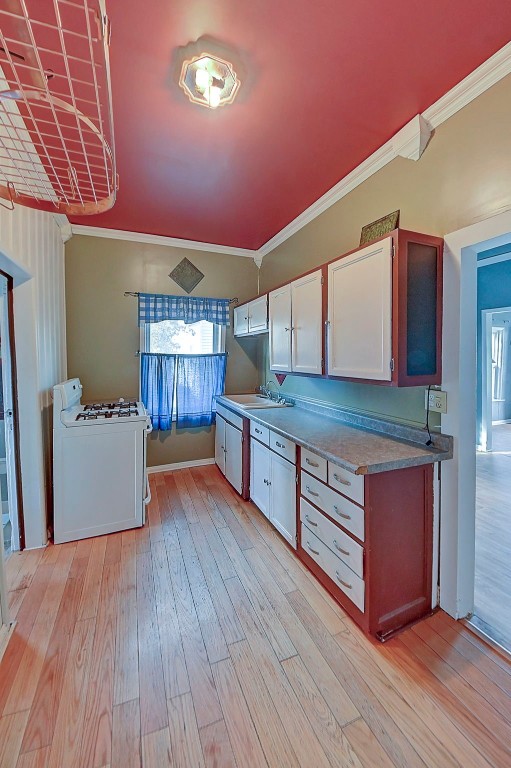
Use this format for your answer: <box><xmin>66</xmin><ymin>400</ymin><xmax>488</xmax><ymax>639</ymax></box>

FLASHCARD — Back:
<box><xmin>141</xmin><ymin>320</ymin><xmax>226</xmax><ymax>422</ymax></box>
<box><xmin>144</xmin><ymin>319</ymin><xmax>225</xmax><ymax>355</ymax></box>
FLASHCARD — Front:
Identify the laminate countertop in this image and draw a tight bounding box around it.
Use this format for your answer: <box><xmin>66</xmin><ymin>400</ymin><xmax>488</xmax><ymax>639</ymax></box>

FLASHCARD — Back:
<box><xmin>216</xmin><ymin>395</ymin><xmax>453</xmax><ymax>475</ymax></box>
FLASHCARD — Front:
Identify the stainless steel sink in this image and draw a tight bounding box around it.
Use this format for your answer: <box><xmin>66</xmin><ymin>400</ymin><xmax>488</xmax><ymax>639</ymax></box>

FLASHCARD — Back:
<box><xmin>222</xmin><ymin>394</ymin><xmax>290</xmax><ymax>409</ymax></box>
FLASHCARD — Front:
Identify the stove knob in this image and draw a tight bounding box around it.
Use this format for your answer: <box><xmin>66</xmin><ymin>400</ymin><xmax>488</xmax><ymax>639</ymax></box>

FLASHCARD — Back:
<box><xmin>119</xmin><ymin>397</ymin><xmax>125</xmax><ymax>403</ymax></box>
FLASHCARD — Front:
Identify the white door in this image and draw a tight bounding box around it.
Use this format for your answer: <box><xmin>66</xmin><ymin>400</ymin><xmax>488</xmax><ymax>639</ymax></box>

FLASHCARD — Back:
<box><xmin>248</xmin><ymin>295</ymin><xmax>268</xmax><ymax>333</ymax></box>
<box><xmin>250</xmin><ymin>438</ymin><xmax>271</xmax><ymax>518</ymax></box>
<box><xmin>270</xmin><ymin>452</ymin><xmax>297</xmax><ymax>548</ymax></box>
<box><xmin>215</xmin><ymin>415</ymin><xmax>226</xmax><ymax>475</ymax></box>
<box><xmin>291</xmin><ymin>270</ymin><xmax>323</xmax><ymax>375</ymax></box>
<box><xmin>234</xmin><ymin>305</ymin><xmax>249</xmax><ymax>336</ymax></box>
<box><xmin>0</xmin><ymin>277</ymin><xmax>19</xmax><ymax>552</ymax></box>
<box><xmin>269</xmin><ymin>283</ymin><xmax>292</xmax><ymax>372</ymax></box>
<box><xmin>328</xmin><ymin>237</ymin><xmax>393</xmax><ymax>381</ymax></box>
<box><xmin>225</xmin><ymin>422</ymin><xmax>243</xmax><ymax>495</ymax></box>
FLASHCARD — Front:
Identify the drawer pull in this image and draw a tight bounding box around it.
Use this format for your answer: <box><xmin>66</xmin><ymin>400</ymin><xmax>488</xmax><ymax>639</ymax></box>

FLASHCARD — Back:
<box><xmin>263</xmin><ymin>478</ymin><xmax>271</xmax><ymax>486</ymax></box>
<box><xmin>306</xmin><ymin>458</ymin><xmax>319</xmax><ymax>467</ymax></box>
<box><xmin>276</xmin><ymin>441</ymin><xmax>284</xmax><ymax>448</ymax></box>
<box><xmin>305</xmin><ymin>486</ymin><xmax>319</xmax><ymax>497</ymax></box>
<box><xmin>333</xmin><ymin>505</ymin><xmax>351</xmax><ymax>520</ymax></box>
<box><xmin>333</xmin><ymin>473</ymin><xmax>351</xmax><ymax>486</ymax></box>
<box><xmin>255</xmin><ymin>428</ymin><xmax>262</xmax><ymax>434</ymax></box>
<box><xmin>304</xmin><ymin>515</ymin><xmax>317</xmax><ymax>527</ymax></box>
<box><xmin>335</xmin><ymin>572</ymin><xmax>352</xmax><ymax>589</ymax></box>
<box><xmin>306</xmin><ymin>542</ymin><xmax>320</xmax><ymax>556</ymax></box>
<box><xmin>333</xmin><ymin>540</ymin><xmax>350</xmax><ymax>556</ymax></box>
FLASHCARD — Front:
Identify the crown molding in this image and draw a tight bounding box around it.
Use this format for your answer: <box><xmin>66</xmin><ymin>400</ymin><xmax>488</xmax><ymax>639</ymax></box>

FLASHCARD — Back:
<box><xmin>70</xmin><ymin>224</ymin><xmax>258</xmax><ymax>259</ymax></box>
<box><xmin>68</xmin><ymin>42</ymin><xmax>511</xmax><ymax>264</ymax></box>
<box><xmin>53</xmin><ymin>214</ymin><xmax>73</xmax><ymax>243</ymax></box>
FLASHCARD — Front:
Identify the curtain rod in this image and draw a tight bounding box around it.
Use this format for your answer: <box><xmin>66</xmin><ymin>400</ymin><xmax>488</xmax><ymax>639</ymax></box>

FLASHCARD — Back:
<box><xmin>124</xmin><ymin>291</ymin><xmax>238</xmax><ymax>304</ymax></box>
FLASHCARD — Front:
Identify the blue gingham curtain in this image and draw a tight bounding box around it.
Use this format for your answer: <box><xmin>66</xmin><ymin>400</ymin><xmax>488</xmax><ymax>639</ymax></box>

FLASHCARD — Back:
<box><xmin>175</xmin><ymin>354</ymin><xmax>227</xmax><ymax>428</ymax></box>
<box><xmin>138</xmin><ymin>293</ymin><xmax>230</xmax><ymax>326</ymax></box>
<box><xmin>140</xmin><ymin>353</ymin><xmax>176</xmax><ymax>430</ymax></box>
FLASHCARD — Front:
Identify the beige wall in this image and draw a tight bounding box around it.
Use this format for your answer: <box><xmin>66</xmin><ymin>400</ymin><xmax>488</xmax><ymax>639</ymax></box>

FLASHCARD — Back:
<box><xmin>258</xmin><ymin>74</ymin><xmax>511</xmax><ymax>427</ymax></box>
<box><xmin>65</xmin><ymin>236</ymin><xmax>259</xmax><ymax>466</ymax></box>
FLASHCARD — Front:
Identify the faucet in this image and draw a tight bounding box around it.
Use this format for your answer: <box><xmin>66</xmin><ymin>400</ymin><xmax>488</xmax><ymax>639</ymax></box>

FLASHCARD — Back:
<box><xmin>265</xmin><ymin>380</ymin><xmax>280</xmax><ymax>401</ymax></box>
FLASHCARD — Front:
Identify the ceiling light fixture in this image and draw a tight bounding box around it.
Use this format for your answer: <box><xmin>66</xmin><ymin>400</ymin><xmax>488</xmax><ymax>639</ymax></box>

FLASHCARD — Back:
<box><xmin>179</xmin><ymin>53</ymin><xmax>240</xmax><ymax>109</ymax></box>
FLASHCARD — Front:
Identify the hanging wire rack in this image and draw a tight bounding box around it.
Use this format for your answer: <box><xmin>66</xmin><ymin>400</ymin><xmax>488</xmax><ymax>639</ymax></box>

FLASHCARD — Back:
<box><xmin>0</xmin><ymin>0</ymin><xmax>116</xmax><ymax>215</ymax></box>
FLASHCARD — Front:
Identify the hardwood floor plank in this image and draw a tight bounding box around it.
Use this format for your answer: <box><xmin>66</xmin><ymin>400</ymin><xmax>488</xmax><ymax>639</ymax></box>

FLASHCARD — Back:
<box><xmin>190</xmin><ymin>467</ymin><xmax>228</xmax><ymax>529</ymax></box>
<box><xmin>399</xmin><ymin>630</ymin><xmax>511</xmax><ymax>767</ymax></box>
<box><xmin>4</xmin><ymin>544</ymin><xmax>75</xmax><ymax>715</ymax></box>
<box><xmin>167</xmin><ymin>692</ymin><xmax>205</xmax><ymax>768</ymax></box>
<box><xmin>218</xmin><ymin>527</ymin><xmax>296</xmax><ymax>661</ymax></box>
<box><xmin>113</xmin><ymin>542</ymin><xmax>140</xmax><ymax>706</ymax></box>
<box><xmin>154</xmin><ymin>480</ymin><xmax>180</xmax><ymax>551</ymax></box>
<box><xmin>229</xmin><ymin>640</ymin><xmax>299</xmax><ymax>768</ymax></box>
<box><xmin>207</xmin><ymin>484</ymin><xmax>254</xmax><ymax>551</ymax></box>
<box><xmin>211</xmin><ymin>657</ymin><xmax>267</xmax><ymax>768</ymax></box>
<box><xmin>199</xmin><ymin>719</ymin><xmax>236</xmax><ymax>768</ymax></box>
<box><xmin>151</xmin><ymin>540</ymin><xmax>190</xmax><ymax>699</ymax></box>
<box><xmin>21</xmin><ymin>555</ymin><xmax>86</xmax><ymax>753</ymax></box>
<box><xmin>174</xmin><ymin>471</ymin><xmax>200</xmax><ymax>524</ymax></box>
<box><xmin>413</xmin><ymin>619</ymin><xmax>511</xmax><ymax>723</ymax></box>
<box><xmin>343</xmin><ymin>622</ymin><xmax>495</xmax><ymax>768</ymax></box>
<box><xmin>46</xmin><ymin>618</ymin><xmax>96</xmax><ymax>768</ymax></box>
<box><xmin>78</xmin><ymin>536</ymin><xmax>107</xmax><ymax>621</ymax></box>
<box><xmin>8</xmin><ymin>588</ymin><xmax>26</xmax><ymax>621</ymax></box>
<box><xmin>141</xmin><ymin>727</ymin><xmax>173</xmax><ymax>768</ymax></box>
<box><xmin>136</xmin><ymin>552</ymin><xmax>168</xmax><ymax>736</ymax></box>
<box><xmin>343</xmin><ymin>718</ymin><xmax>396</xmax><ymax>768</ymax></box>
<box><xmin>146</xmin><ymin>486</ymin><xmax>164</xmax><ymax>546</ymax></box>
<box><xmin>104</xmin><ymin>533</ymin><xmax>123</xmax><ymax>566</ymax></box>
<box><xmin>79</xmin><ymin>563</ymin><xmax>120</xmax><ymax>768</ymax></box>
<box><xmin>8</xmin><ymin>548</ymin><xmax>43</xmax><ymax>591</ymax></box>
<box><xmin>111</xmin><ymin>699</ymin><xmax>141</xmax><ymax>768</ymax></box>
<box><xmin>177</xmin><ymin>524</ymin><xmax>229</xmax><ymax>664</ymax></box>
<box><xmin>0</xmin><ymin>710</ymin><xmax>30</xmax><ymax>768</ymax></box>
<box><xmin>188</xmin><ymin>519</ymin><xmax>245</xmax><ymax>646</ymax></box>
<box><xmin>286</xmin><ymin>589</ymin><xmax>426</xmax><ymax>768</ymax></box>
<box><xmin>224</xmin><ymin>576</ymin><xmax>332</xmax><ymax>768</ymax></box>
<box><xmin>16</xmin><ymin>745</ymin><xmax>51</xmax><ymax>768</ymax></box>
<box><xmin>281</xmin><ymin>654</ymin><xmax>363</xmax><ymax>768</ymax></box>
<box><xmin>167</xmin><ymin>546</ymin><xmax>222</xmax><ymax>728</ymax></box>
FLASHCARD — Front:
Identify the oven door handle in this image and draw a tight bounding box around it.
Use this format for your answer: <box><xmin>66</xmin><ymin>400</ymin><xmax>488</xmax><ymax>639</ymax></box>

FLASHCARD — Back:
<box><xmin>143</xmin><ymin>472</ymin><xmax>151</xmax><ymax>506</ymax></box>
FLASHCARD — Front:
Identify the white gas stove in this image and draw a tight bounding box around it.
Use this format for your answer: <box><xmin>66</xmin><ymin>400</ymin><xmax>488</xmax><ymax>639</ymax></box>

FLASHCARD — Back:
<box><xmin>53</xmin><ymin>378</ymin><xmax>152</xmax><ymax>544</ymax></box>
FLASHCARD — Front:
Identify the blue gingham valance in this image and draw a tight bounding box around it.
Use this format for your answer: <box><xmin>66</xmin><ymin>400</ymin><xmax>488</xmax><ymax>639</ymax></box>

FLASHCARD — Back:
<box><xmin>138</xmin><ymin>293</ymin><xmax>230</xmax><ymax>326</ymax></box>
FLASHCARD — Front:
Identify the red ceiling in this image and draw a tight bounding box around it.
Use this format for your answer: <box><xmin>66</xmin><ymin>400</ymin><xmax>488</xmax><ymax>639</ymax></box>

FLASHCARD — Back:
<box><xmin>69</xmin><ymin>1</ymin><xmax>511</xmax><ymax>250</ymax></box>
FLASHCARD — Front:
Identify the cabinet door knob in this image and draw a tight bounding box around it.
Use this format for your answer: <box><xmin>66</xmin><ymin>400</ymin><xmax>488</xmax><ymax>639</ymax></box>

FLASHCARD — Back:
<box><xmin>255</xmin><ymin>428</ymin><xmax>262</xmax><ymax>434</ymax></box>
<box><xmin>333</xmin><ymin>473</ymin><xmax>351</xmax><ymax>486</ymax></box>
<box><xmin>305</xmin><ymin>514</ymin><xmax>317</xmax><ymax>527</ymax></box>
<box><xmin>335</xmin><ymin>571</ymin><xmax>352</xmax><ymax>589</ymax></box>
<box><xmin>276</xmin><ymin>441</ymin><xmax>284</xmax><ymax>448</ymax></box>
<box><xmin>305</xmin><ymin>486</ymin><xmax>319</xmax><ymax>497</ymax></box>
<box><xmin>333</xmin><ymin>540</ymin><xmax>350</xmax><ymax>556</ymax></box>
<box><xmin>306</xmin><ymin>458</ymin><xmax>319</xmax><ymax>467</ymax></box>
<box><xmin>306</xmin><ymin>542</ymin><xmax>320</xmax><ymax>555</ymax></box>
<box><xmin>333</xmin><ymin>505</ymin><xmax>351</xmax><ymax>520</ymax></box>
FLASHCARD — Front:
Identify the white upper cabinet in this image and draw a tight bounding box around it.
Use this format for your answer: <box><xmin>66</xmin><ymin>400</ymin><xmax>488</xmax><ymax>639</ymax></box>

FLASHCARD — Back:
<box><xmin>269</xmin><ymin>271</ymin><xmax>323</xmax><ymax>375</ymax></box>
<box><xmin>233</xmin><ymin>304</ymin><xmax>249</xmax><ymax>336</ymax></box>
<box><xmin>234</xmin><ymin>295</ymin><xmax>268</xmax><ymax>337</ymax></box>
<box><xmin>328</xmin><ymin>237</ymin><xmax>393</xmax><ymax>381</ymax></box>
<box><xmin>269</xmin><ymin>283</ymin><xmax>293</xmax><ymax>372</ymax></box>
<box><xmin>291</xmin><ymin>270</ymin><xmax>323</xmax><ymax>375</ymax></box>
<box><xmin>248</xmin><ymin>295</ymin><xmax>268</xmax><ymax>333</ymax></box>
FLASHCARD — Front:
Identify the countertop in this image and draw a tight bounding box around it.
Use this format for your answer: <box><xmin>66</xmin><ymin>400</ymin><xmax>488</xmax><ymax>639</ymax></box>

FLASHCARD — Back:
<box><xmin>216</xmin><ymin>395</ymin><xmax>453</xmax><ymax>475</ymax></box>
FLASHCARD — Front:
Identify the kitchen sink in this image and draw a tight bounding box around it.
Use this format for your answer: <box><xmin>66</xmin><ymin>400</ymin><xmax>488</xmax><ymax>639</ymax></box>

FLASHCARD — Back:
<box><xmin>222</xmin><ymin>394</ymin><xmax>290</xmax><ymax>409</ymax></box>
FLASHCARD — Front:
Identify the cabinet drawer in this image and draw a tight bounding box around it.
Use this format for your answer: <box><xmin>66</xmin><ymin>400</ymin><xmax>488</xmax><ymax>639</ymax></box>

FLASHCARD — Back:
<box><xmin>270</xmin><ymin>432</ymin><xmax>296</xmax><ymax>464</ymax></box>
<box><xmin>250</xmin><ymin>421</ymin><xmax>269</xmax><ymax>445</ymax></box>
<box><xmin>217</xmin><ymin>403</ymin><xmax>243</xmax><ymax>431</ymax></box>
<box><xmin>328</xmin><ymin>463</ymin><xmax>364</xmax><ymax>507</ymax></box>
<box><xmin>301</xmin><ymin>448</ymin><xmax>327</xmax><ymax>481</ymax></box>
<box><xmin>300</xmin><ymin>498</ymin><xmax>363</xmax><ymax>578</ymax></box>
<box><xmin>301</xmin><ymin>471</ymin><xmax>365</xmax><ymax>542</ymax></box>
<box><xmin>301</xmin><ymin>524</ymin><xmax>365</xmax><ymax>613</ymax></box>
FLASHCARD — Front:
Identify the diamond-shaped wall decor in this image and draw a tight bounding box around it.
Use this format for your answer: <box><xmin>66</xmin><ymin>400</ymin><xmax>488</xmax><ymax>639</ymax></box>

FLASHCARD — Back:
<box><xmin>169</xmin><ymin>258</ymin><xmax>205</xmax><ymax>293</ymax></box>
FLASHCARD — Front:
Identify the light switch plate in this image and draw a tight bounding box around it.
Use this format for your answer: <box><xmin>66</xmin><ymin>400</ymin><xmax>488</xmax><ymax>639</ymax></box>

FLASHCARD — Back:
<box><xmin>426</xmin><ymin>389</ymin><xmax>447</xmax><ymax>413</ymax></box>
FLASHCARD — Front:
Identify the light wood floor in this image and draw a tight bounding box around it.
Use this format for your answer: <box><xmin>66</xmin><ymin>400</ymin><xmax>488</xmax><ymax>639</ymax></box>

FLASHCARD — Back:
<box><xmin>475</xmin><ymin>423</ymin><xmax>511</xmax><ymax>649</ymax></box>
<box><xmin>1</xmin><ymin>465</ymin><xmax>511</xmax><ymax>768</ymax></box>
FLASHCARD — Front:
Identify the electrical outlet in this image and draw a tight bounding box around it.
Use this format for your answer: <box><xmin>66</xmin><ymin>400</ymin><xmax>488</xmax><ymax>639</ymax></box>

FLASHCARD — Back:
<box><xmin>426</xmin><ymin>389</ymin><xmax>447</xmax><ymax>413</ymax></box>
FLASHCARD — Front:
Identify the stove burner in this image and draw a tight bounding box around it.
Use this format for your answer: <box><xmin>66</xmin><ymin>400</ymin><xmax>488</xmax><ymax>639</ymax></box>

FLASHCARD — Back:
<box><xmin>76</xmin><ymin>402</ymin><xmax>139</xmax><ymax>421</ymax></box>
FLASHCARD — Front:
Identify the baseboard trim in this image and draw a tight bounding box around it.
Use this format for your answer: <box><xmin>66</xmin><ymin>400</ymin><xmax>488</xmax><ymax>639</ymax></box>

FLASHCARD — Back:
<box><xmin>147</xmin><ymin>457</ymin><xmax>215</xmax><ymax>474</ymax></box>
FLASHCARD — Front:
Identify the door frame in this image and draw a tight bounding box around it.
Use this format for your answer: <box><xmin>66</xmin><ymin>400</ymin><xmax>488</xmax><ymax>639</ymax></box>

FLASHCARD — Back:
<box><xmin>480</xmin><ymin>305</ymin><xmax>511</xmax><ymax>452</ymax></box>
<box><xmin>441</xmin><ymin>209</ymin><xmax>511</xmax><ymax>619</ymax></box>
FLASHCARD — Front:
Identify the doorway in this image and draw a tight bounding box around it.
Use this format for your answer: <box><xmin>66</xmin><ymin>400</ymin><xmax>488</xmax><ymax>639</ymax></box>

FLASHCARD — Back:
<box><xmin>0</xmin><ymin>271</ymin><xmax>22</xmax><ymax>560</ymax></box>
<box><xmin>472</xmin><ymin>255</ymin><xmax>511</xmax><ymax>651</ymax></box>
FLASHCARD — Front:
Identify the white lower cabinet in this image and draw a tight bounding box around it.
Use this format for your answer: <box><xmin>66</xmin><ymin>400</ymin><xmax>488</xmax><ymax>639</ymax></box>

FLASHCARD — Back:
<box><xmin>216</xmin><ymin>415</ymin><xmax>243</xmax><ymax>495</ymax></box>
<box><xmin>250</xmin><ymin>436</ymin><xmax>297</xmax><ymax>548</ymax></box>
